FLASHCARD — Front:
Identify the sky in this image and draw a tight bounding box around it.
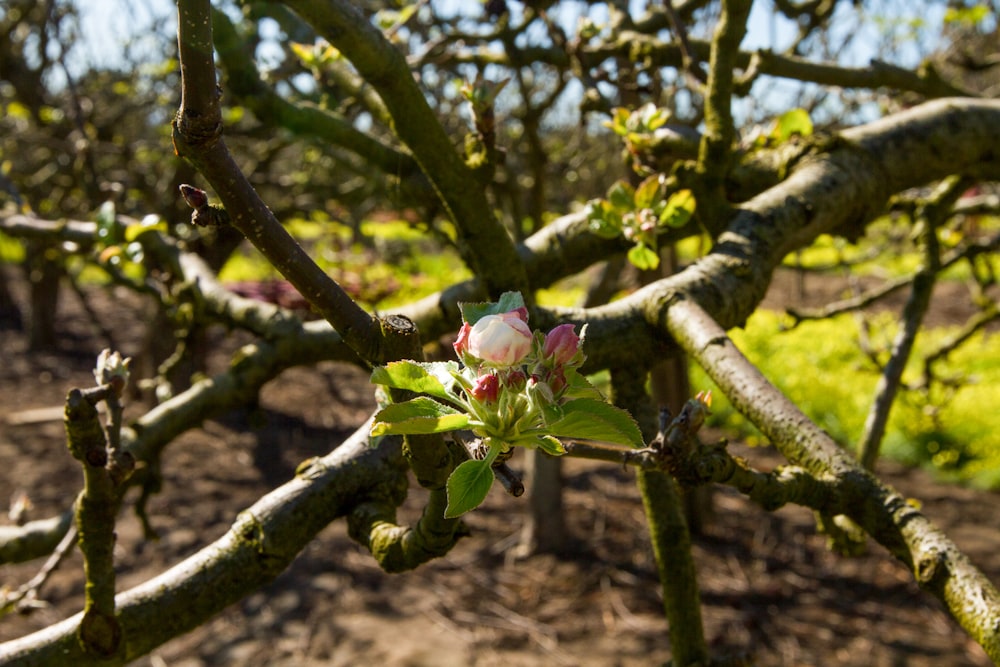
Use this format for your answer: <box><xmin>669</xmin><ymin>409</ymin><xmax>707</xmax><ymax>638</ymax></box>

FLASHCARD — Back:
<box><xmin>71</xmin><ymin>0</ymin><xmax>957</xmax><ymax>127</ymax></box>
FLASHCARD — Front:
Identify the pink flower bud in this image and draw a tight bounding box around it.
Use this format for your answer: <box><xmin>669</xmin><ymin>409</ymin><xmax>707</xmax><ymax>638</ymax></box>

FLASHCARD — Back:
<box><xmin>543</xmin><ymin>324</ymin><xmax>580</xmax><ymax>366</ymax></box>
<box><xmin>467</xmin><ymin>311</ymin><xmax>533</xmax><ymax>366</ymax></box>
<box><xmin>504</xmin><ymin>369</ymin><xmax>527</xmax><ymax>391</ymax></box>
<box><xmin>471</xmin><ymin>372</ymin><xmax>500</xmax><ymax>403</ymax></box>
<box><xmin>547</xmin><ymin>367</ymin><xmax>567</xmax><ymax>395</ymax></box>
<box><xmin>453</xmin><ymin>322</ymin><xmax>472</xmax><ymax>358</ymax></box>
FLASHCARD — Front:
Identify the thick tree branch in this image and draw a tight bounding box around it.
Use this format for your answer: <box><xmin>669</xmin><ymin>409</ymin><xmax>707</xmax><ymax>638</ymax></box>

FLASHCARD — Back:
<box><xmin>0</xmin><ymin>421</ymin><xmax>407</xmax><ymax>666</ymax></box>
<box><xmin>666</xmin><ymin>298</ymin><xmax>1000</xmax><ymax>662</ymax></box>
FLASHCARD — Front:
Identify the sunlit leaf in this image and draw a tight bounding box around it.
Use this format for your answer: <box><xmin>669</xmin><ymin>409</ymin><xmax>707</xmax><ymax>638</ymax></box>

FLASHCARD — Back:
<box><xmin>459</xmin><ymin>291</ymin><xmax>526</xmax><ymax>325</ymax></box>
<box><xmin>659</xmin><ymin>189</ymin><xmax>696</xmax><ymax>228</ymax></box>
<box><xmin>628</xmin><ymin>243</ymin><xmax>660</xmax><ymax>270</ymax></box>
<box><xmin>770</xmin><ymin>108</ymin><xmax>813</xmax><ymax>143</ymax></box>
<box><xmin>586</xmin><ymin>200</ymin><xmax>623</xmax><ymax>238</ymax></box>
<box><xmin>608</xmin><ymin>180</ymin><xmax>635</xmax><ymax>212</ymax></box>
<box><xmin>545</xmin><ymin>398</ymin><xmax>644</xmax><ymax>448</ymax></box>
<box><xmin>289</xmin><ymin>42</ymin><xmax>316</xmax><ymax>67</ymax></box>
<box><xmin>124</xmin><ymin>215</ymin><xmax>168</xmax><ymax>242</ymax></box>
<box><xmin>634</xmin><ymin>175</ymin><xmax>663</xmax><ymax>210</ymax></box>
<box><xmin>445</xmin><ymin>458</ymin><xmax>494</xmax><ymax>517</ymax></box>
<box><xmin>533</xmin><ymin>435</ymin><xmax>566</xmax><ymax>456</ymax></box>
<box><xmin>370</xmin><ymin>397</ymin><xmax>469</xmax><ymax>435</ymax></box>
<box><xmin>370</xmin><ymin>361</ymin><xmax>460</xmax><ymax>403</ymax></box>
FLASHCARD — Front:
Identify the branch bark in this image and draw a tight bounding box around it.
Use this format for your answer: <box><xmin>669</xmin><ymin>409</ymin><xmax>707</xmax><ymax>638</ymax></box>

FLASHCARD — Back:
<box><xmin>666</xmin><ymin>298</ymin><xmax>1000</xmax><ymax>662</ymax></box>
<box><xmin>0</xmin><ymin>420</ymin><xmax>407</xmax><ymax>667</ymax></box>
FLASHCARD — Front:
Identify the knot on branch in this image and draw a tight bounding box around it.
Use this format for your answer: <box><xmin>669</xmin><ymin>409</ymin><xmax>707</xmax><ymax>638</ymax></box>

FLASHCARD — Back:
<box><xmin>171</xmin><ymin>108</ymin><xmax>223</xmax><ymax>155</ymax></box>
<box><xmin>79</xmin><ymin>608</ymin><xmax>122</xmax><ymax>658</ymax></box>
<box><xmin>651</xmin><ymin>392</ymin><xmax>714</xmax><ymax>484</ymax></box>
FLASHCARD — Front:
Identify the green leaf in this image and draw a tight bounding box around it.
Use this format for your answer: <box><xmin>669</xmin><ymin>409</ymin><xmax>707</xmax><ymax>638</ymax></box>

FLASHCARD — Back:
<box><xmin>634</xmin><ymin>175</ymin><xmax>663</xmax><ymax>210</ymax></box>
<box><xmin>459</xmin><ymin>291</ymin><xmax>526</xmax><ymax>325</ymax></box>
<box><xmin>586</xmin><ymin>200</ymin><xmax>623</xmax><ymax>239</ymax></box>
<box><xmin>607</xmin><ymin>181</ymin><xmax>635</xmax><ymax>213</ymax></box>
<box><xmin>562</xmin><ymin>368</ymin><xmax>605</xmax><ymax>401</ymax></box>
<box><xmin>628</xmin><ymin>243</ymin><xmax>660</xmax><ymax>270</ymax></box>
<box><xmin>370</xmin><ymin>397</ymin><xmax>469</xmax><ymax>436</ymax></box>
<box><xmin>289</xmin><ymin>42</ymin><xmax>317</xmax><ymax>68</ymax></box>
<box><xmin>607</xmin><ymin>107</ymin><xmax>631</xmax><ymax>136</ymax></box>
<box><xmin>544</xmin><ymin>398</ymin><xmax>644</xmax><ymax>448</ymax></box>
<box><xmin>637</xmin><ymin>102</ymin><xmax>668</xmax><ymax>131</ymax></box>
<box><xmin>534</xmin><ymin>435</ymin><xmax>566</xmax><ymax>456</ymax></box>
<box><xmin>445</xmin><ymin>459</ymin><xmax>495</xmax><ymax>517</ymax></box>
<box><xmin>658</xmin><ymin>189</ymin><xmax>696</xmax><ymax>228</ymax></box>
<box><xmin>124</xmin><ymin>216</ymin><xmax>168</xmax><ymax>242</ymax></box>
<box><xmin>370</xmin><ymin>361</ymin><xmax>460</xmax><ymax>403</ymax></box>
<box><xmin>770</xmin><ymin>108</ymin><xmax>813</xmax><ymax>143</ymax></box>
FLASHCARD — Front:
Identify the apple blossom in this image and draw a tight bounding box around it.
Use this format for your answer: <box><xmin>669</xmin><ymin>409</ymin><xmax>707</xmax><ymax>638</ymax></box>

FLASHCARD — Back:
<box><xmin>467</xmin><ymin>311</ymin><xmax>532</xmax><ymax>366</ymax></box>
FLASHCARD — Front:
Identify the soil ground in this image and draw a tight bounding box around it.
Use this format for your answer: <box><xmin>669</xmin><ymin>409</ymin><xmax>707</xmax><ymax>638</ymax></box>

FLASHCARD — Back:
<box><xmin>0</xmin><ymin>266</ymin><xmax>998</xmax><ymax>666</ymax></box>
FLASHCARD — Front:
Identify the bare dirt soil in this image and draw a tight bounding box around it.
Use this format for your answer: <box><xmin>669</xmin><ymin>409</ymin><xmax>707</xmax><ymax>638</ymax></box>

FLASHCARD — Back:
<box><xmin>1</xmin><ymin>266</ymin><xmax>998</xmax><ymax>666</ymax></box>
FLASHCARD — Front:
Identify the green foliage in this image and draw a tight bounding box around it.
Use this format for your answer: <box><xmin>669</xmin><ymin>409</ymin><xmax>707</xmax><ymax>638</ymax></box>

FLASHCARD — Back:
<box><xmin>586</xmin><ymin>178</ymin><xmax>696</xmax><ymax>270</ymax></box>
<box><xmin>944</xmin><ymin>4</ymin><xmax>991</xmax><ymax>28</ymax></box>
<box><xmin>606</xmin><ymin>103</ymin><xmax>670</xmax><ymax>153</ymax></box>
<box><xmin>0</xmin><ymin>233</ymin><xmax>25</xmax><ymax>263</ymax></box>
<box><xmin>218</xmin><ymin>216</ymin><xmax>471</xmax><ymax>307</ymax></box>
<box><xmin>692</xmin><ymin>310</ymin><xmax>1000</xmax><ymax>488</ymax></box>
<box><xmin>542</xmin><ymin>398</ymin><xmax>644</xmax><ymax>448</ymax></box>
<box><xmin>772</xmin><ymin>108</ymin><xmax>813</xmax><ymax>143</ymax></box>
<box><xmin>445</xmin><ymin>440</ymin><xmax>504</xmax><ymax>518</ymax></box>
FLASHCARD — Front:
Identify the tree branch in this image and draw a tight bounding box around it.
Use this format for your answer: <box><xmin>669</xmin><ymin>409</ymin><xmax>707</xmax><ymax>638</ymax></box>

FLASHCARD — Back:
<box><xmin>857</xmin><ymin>177</ymin><xmax>967</xmax><ymax>469</ymax></box>
<box><xmin>0</xmin><ymin>421</ymin><xmax>408</xmax><ymax>666</ymax></box>
<box><xmin>279</xmin><ymin>0</ymin><xmax>530</xmax><ymax>301</ymax></box>
<box><xmin>172</xmin><ymin>0</ymin><xmax>384</xmax><ymax>364</ymax></box>
<box><xmin>666</xmin><ymin>297</ymin><xmax>1000</xmax><ymax>662</ymax></box>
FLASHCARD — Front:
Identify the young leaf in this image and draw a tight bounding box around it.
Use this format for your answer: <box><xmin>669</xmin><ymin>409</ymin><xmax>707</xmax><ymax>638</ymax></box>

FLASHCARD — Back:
<box><xmin>628</xmin><ymin>243</ymin><xmax>660</xmax><ymax>270</ymax></box>
<box><xmin>634</xmin><ymin>175</ymin><xmax>663</xmax><ymax>210</ymax></box>
<box><xmin>607</xmin><ymin>107</ymin><xmax>631</xmax><ymax>136</ymax></box>
<box><xmin>533</xmin><ymin>435</ymin><xmax>566</xmax><ymax>456</ymax></box>
<box><xmin>370</xmin><ymin>397</ymin><xmax>469</xmax><ymax>436</ymax></box>
<box><xmin>562</xmin><ymin>368</ymin><xmax>606</xmax><ymax>401</ymax></box>
<box><xmin>445</xmin><ymin>459</ymin><xmax>495</xmax><ymax>517</ymax></box>
<box><xmin>459</xmin><ymin>291</ymin><xmax>526</xmax><ymax>325</ymax></box>
<box><xmin>770</xmin><ymin>108</ymin><xmax>813</xmax><ymax>143</ymax></box>
<box><xmin>544</xmin><ymin>398</ymin><xmax>644</xmax><ymax>448</ymax></box>
<box><xmin>370</xmin><ymin>361</ymin><xmax>460</xmax><ymax>403</ymax></box>
<box><xmin>607</xmin><ymin>180</ymin><xmax>635</xmax><ymax>213</ymax></box>
<box><xmin>586</xmin><ymin>200</ymin><xmax>623</xmax><ymax>239</ymax></box>
<box><xmin>658</xmin><ymin>189</ymin><xmax>696</xmax><ymax>228</ymax></box>
<box><xmin>124</xmin><ymin>215</ymin><xmax>168</xmax><ymax>242</ymax></box>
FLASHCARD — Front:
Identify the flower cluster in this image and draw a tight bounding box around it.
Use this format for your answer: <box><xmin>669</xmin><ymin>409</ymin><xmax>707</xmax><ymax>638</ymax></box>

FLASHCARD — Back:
<box><xmin>446</xmin><ymin>298</ymin><xmax>591</xmax><ymax>455</ymax></box>
<box><xmin>453</xmin><ymin>306</ymin><xmax>585</xmax><ymax>415</ymax></box>
<box><xmin>369</xmin><ymin>291</ymin><xmax>642</xmax><ymax>517</ymax></box>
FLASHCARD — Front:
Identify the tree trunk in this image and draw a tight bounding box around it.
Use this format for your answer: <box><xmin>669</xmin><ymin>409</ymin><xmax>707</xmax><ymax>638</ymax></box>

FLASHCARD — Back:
<box><xmin>517</xmin><ymin>450</ymin><xmax>565</xmax><ymax>555</ymax></box>
<box><xmin>25</xmin><ymin>242</ymin><xmax>61</xmax><ymax>350</ymax></box>
<box><xmin>0</xmin><ymin>264</ymin><xmax>23</xmax><ymax>330</ymax></box>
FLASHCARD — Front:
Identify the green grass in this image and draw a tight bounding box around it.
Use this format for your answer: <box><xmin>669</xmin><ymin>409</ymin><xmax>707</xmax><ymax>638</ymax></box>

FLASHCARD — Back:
<box><xmin>0</xmin><ymin>231</ymin><xmax>26</xmax><ymax>263</ymax></box>
<box><xmin>690</xmin><ymin>309</ymin><xmax>1000</xmax><ymax>488</ymax></box>
<box><xmin>217</xmin><ymin>216</ymin><xmax>471</xmax><ymax>308</ymax></box>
